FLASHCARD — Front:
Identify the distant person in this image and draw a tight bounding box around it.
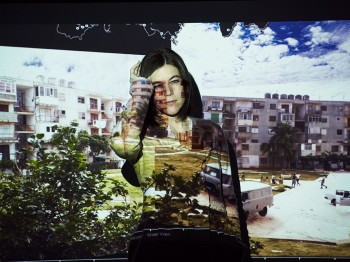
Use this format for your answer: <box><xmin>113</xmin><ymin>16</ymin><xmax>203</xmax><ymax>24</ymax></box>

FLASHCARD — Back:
<box><xmin>291</xmin><ymin>174</ymin><xmax>296</xmax><ymax>187</ymax></box>
<box><xmin>271</xmin><ymin>175</ymin><xmax>276</xmax><ymax>184</ymax></box>
<box><xmin>241</xmin><ymin>174</ymin><xmax>246</xmax><ymax>181</ymax></box>
<box><xmin>294</xmin><ymin>172</ymin><xmax>300</xmax><ymax>186</ymax></box>
<box><xmin>320</xmin><ymin>177</ymin><xmax>327</xmax><ymax>189</ymax></box>
<box><xmin>279</xmin><ymin>176</ymin><xmax>283</xmax><ymax>184</ymax></box>
<box><xmin>260</xmin><ymin>175</ymin><xmax>264</xmax><ymax>182</ymax></box>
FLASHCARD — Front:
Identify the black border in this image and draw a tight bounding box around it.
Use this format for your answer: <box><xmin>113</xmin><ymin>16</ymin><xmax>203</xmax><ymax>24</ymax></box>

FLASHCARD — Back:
<box><xmin>0</xmin><ymin>1</ymin><xmax>350</xmax><ymax>261</ymax></box>
<box><xmin>0</xmin><ymin>1</ymin><xmax>349</xmax><ymax>24</ymax></box>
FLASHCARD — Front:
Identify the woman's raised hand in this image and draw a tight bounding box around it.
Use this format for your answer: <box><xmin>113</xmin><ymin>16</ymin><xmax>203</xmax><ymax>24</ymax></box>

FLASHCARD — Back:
<box><xmin>129</xmin><ymin>61</ymin><xmax>141</xmax><ymax>83</ymax></box>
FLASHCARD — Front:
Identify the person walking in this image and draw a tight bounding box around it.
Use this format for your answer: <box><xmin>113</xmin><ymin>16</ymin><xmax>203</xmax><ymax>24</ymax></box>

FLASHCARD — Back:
<box><xmin>320</xmin><ymin>177</ymin><xmax>327</xmax><ymax>189</ymax></box>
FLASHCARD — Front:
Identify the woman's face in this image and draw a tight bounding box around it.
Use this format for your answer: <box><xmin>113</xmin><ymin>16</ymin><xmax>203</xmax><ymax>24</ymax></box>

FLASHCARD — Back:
<box><xmin>150</xmin><ymin>64</ymin><xmax>186</xmax><ymax>117</ymax></box>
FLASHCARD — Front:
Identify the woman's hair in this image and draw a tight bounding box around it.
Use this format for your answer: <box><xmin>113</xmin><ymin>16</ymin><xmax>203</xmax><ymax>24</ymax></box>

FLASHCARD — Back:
<box><xmin>122</xmin><ymin>48</ymin><xmax>203</xmax><ymax>187</ymax></box>
<box><xmin>139</xmin><ymin>48</ymin><xmax>201</xmax><ymax>127</ymax></box>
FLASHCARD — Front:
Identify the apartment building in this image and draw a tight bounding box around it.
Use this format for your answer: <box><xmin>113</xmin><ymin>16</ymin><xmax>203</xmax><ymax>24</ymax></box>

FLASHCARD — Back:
<box><xmin>0</xmin><ymin>75</ymin><xmax>126</xmax><ymax>164</ymax></box>
<box><xmin>202</xmin><ymin>93</ymin><xmax>350</xmax><ymax>170</ymax></box>
<box><xmin>3</xmin><ymin>75</ymin><xmax>349</xmax><ymax>171</ymax></box>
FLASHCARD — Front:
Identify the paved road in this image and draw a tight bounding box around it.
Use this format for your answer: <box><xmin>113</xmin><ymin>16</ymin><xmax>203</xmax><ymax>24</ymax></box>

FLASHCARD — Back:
<box><xmin>246</xmin><ymin>173</ymin><xmax>350</xmax><ymax>244</ymax></box>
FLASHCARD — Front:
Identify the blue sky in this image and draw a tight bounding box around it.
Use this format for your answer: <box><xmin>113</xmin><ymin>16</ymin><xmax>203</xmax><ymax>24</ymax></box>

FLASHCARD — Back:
<box><xmin>173</xmin><ymin>20</ymin><xmax>350</xmax><ymax>100</ymax></box>
<box><xmin>0</xmin><ymin>20</ymin><xmax>349</xmax><ymax>101</ymax></box>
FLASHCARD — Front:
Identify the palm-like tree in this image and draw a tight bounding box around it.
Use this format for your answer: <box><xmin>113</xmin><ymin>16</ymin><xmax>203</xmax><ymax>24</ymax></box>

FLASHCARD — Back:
<box><xmin>262</xmin><ymin>122</ymin><xmax>300</xmax><ymax>168</ymax></box>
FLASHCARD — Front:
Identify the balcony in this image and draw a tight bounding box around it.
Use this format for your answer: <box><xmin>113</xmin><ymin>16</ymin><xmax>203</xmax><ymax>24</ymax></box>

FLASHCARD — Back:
<box><xmin>0</xmin><ymin>92</ymin><xmax>16</xmax><ymax>102</ymax></box>
<box><xmin>0</xmin><ymin>132</ymin><xmax>18</xmax><ymax>142</ymax></box>
<box><xmin>237</xmin><ymin>107</ymin><xmax>252</xmax><ymax>112</ymax></box>
<box><xmin>279</xmin><ymin>108</ymin><xmax>293</xmax><ymax>114</ymax></box>
<box><xmin>35</xmin><ymin>96</ymin><xmax>59</xmax><ymax>107</ymax></box>
<box><xmin>102</xmin><ymin>128</ymin><xmax>111</xmax><ymax>136</ymax></box>
<box><xmin>88</xmin><ymin>104</ymin><xmax>100</xmax><ymax>112</ymax></box>
<box><xmin>0</xmin><ymin>112</ymin><xmax>18</xmax><ymax>123</ymax></box>
<box><xmin>207</xmin><ymin>106</ymin><xmax>222</xmax><ymax>111</ymax></box>
<box><xmin>15</xmin><ymin>124</ymin><xmax>35</xmax><ymax>133</ymax></box>
<box><xmin>88</xmin><ymin>119</ymin><xmax>107</xmax><ymax>129</ymax></box>
<box><xmin>307</xmin><ymin>110</ymin><xmax>322</xmax><ymax>115</ymax></box>
<box><xmin>223</xmin><ymin>111</ymin><xmax>235</xmax><ymax>119</ymax></box>
<box><xmin>14</xmin><ymin>106</ymin><xmax>35</xmax><ymax>114</ymax></box>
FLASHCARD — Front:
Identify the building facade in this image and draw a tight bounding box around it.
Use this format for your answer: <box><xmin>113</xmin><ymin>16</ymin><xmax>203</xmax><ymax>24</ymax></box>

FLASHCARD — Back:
<box><xmin>0</xmin><ymin>75</ymin><xmax>126</xmax><ymax>165</ymax></box>
<box><xmin>3</xmin><ymin>75</ymin><xmax>350</xmax><ymax>171</ymax></box>
<box><xmin>202</xmin><ymin>93</ymin><xmax>350</xmax><ymax>170</ymax></box>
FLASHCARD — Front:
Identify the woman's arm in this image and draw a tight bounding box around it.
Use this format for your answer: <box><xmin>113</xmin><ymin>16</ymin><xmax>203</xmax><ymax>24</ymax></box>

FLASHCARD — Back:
<box><xmin>110</xmin><ymin>63</ymin><xmax>154</xmax><ymax>163</ymax></box>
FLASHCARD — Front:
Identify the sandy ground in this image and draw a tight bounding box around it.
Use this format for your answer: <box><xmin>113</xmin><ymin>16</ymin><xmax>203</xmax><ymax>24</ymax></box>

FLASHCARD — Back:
<box><xmin>246</xmin><ymin>172</ymin><xmax>350</xmax><ymax>244</ymax></box>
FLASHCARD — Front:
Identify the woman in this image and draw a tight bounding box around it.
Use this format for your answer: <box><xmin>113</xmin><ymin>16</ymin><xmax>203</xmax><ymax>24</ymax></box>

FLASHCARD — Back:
<box><xmin>111</xmin><ymin>48</ymin><xmax>249</xmax><ymax>262</ymax></box>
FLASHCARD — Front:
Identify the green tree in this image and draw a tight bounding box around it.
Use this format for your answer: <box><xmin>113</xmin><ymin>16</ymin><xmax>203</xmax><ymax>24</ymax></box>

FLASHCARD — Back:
<box><xmin>262</xmin><ymin>122</ymin><xmax>300</xmax><ymax>169</ymax></box>
<box><xmin>0</xmin><ymin>121</ymin><xmax>140</xmax><ymax>260</ymax></box>
<box><xmin>51</xmin><ymin>127</ymin><xmax>111</xmax><ymax>158</ymax></box>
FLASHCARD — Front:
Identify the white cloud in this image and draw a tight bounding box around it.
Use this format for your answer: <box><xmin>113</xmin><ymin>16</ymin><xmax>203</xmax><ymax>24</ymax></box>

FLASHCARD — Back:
<box><xmin>172</xmin><ymin>22</ymin><xmax>350</xmax><ymax>101</ymax></box>
<box><xmin>309</xmin><ymin>25</ymin><xmax>333</xmax><ymax>46</ymax></box>
<box><xmin>285</xmin><ymin>37</ymin><xmax>299</xmax><ymax>47</ymax></box>
<box><xmin>339</xmin><ymin>39</ymin><xmax>350</xmax><ymax>53</ymax></box>
<box><xmin>1</xmin><ymin>21</ymin><xmax>349</xmax><ymax>102</ymax></box>
<box><xmin>0</xmin><ymin>45</ymin><xmax>142</xmax><ymax>100</ymax></box>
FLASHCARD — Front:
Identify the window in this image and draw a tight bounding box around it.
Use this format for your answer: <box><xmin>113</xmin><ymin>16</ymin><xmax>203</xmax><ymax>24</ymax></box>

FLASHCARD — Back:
<box><xmin>44</xmin><ymin>87</ymin><xmax>57</xmax><ymax>97</ymax></box>
<box><xmin>309</xmin><ymin>115</ymin><xmax>327</xmax><ymax>123</ymax></box>
<box><xmin>90</xmin><ymin>113</ymin><xmax>98</xmax><ymax>121</ymax></box>
<box><xmin>282</xmin><ymin>114</ymin><xmax>294</xmax><ymax>121</ymax></box>
<box><xmin>253</xmin><ymin>115</ymin><xmax>259</xmax><ymax>121</ymax></box>
<box><xmin>38</xmin><ymin>108</ymin><xmax>52</xmax><ymax>122</ymax></box>
<box><xmin>239</xmin><ymin>112</ymin><xmax>251</xmax><ymax>120</ymax></box>
<box><xmin>59</xmin><ymin>93</ymin><xmax>65</xmax><ymax>101</ymax></box>
<box><xmin>251</xmin><ymin>127</ymin><xmax>259</xmax><ymax>134</ymax></box>
<box><xmin>0</xmin><ymin>125</ymin><xmax>11</xmax><ymax>137</ymax></box>
<box><xmin>305</xmin><ymin>144</ymin><xmax>312</xmax><ymax>150</ymax></box>
<box><xmin>0</xmin><ymin>104</ymin><xmax>9</xmax><ymax>112</ymax></box>
<box><xmin>238</xmin><ymin>126</ymin><xmax>247</xmax><ymax>133</ymax></box>
<box><xmin>337</xmin><ymin>129</ymin><xmax>343</xmax><ymax>135</ymax></box>
<box><xmin>242</xmin><ymin>144</ymin><xmax>249</xmax><ymax>151</ymax></box>
<box><xmin>0</xmin><ymin>81</ymin><xmax>15</xmax><ymax>94</ymax></box>
<box><xmin>78</xmin><ymin>112</ymin><xmax>86</xmax><ymax>120</ymax></box>
<box><xmin>46</xmin><ymin>126</ymin><xmax>57</xmax><ymax>132</ymax></box>
<box><xmin>78</xmin><ymin>96</ymin><xmax>85</xmax><ymax>103</ymax></box>
<box><xmin>251</xmin><ymin>139</ymin><xmax>259</xmax><ymax>143</ymax></box>
<box><xmin>253</xmin><ymin>102</ymin><xmax>264</xmax><ymax>109</ymax></box>
<box><xmin>270</xmin><ymin>103</ymin><xmax>276</xmax><ymax>110</ymax></box>
<box><xmin>59</xmin><ymin>110</ymin><xmax>66</xmax><ymax>118</ymax></box>
<box><xmin>212</xmin><ymin>101</ymin><xmax>220</xmax><ymax>109</ymax></box>
<box><xmin>331</xmin><ymin>145</ymin><xmax>339</xmax><ymax>152</ymax></box>
<box><xmin>268</xmin><ymin>128</ymin><xmax>275</xmax><ymax>134</ymax></box>
<box><xmin>321</xmin><ymin>105</ymin><xmax>327</xmax><ymax>111</ymax></box>
<box><xmin>307</xmin><ymin>105</ymin><xmax>316</xmax><ymax>111</ymax></box>
<box><xmin>90</xmin><ymin>98</ymin><xmax>98</xmax><ymax>110</ymax></box>
<box><xmin>269</xmin><ymin>115</ymin><xmax>276</xmax><ymax>122</ymax></box>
